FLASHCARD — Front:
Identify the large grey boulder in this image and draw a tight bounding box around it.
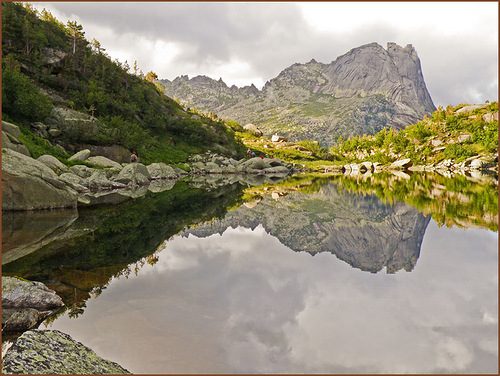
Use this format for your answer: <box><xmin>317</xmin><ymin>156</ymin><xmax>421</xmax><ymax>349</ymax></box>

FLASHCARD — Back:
<box><xmin>389</xmin><ymin>158</ymin><xmax>412</xmax><ymax>170</ymax></box>
<box><xmin>146</xmin><ymin>162</ymin><xmax>178</xmax><ymax>180</ymax></box>
<box><xmin>2</xmin><ymin>277</ymin><xmax>63</xmax><ymax>310</ymax></box>
<box><xmin>243</xmin><ymin>123</ymin><xmax>263</xmax><ymax>136</ymax></box>
<box><xmin>58</xmin><ymin>173</ymin><xmax>89</xmax><ymax>193</ymax></box>
<box><xmin>2</xmin><ymin>330</ymin><xmax>130</xmax><ymax>374</ymax></box>
<box><xmin>69</xmin><ymin>164</ymin><xmax>94</xmax><ymax>178</ymax></box>
<box><xmin>68</xmin><ymin>149</ymin><xmax>91</xmax><ymax>162</ymax></box>
<box><xmin>239</xmin><ymin>157</ymin><xmax>272</xmax><ymax>171</ymax></box>
<box><xmin>46</xmin><ymin>107</ymin><xmax>100</xmax><ymax>142</ymax></box>
<box><xmin>2</xmin><ymin>120</ymin><xmax>22</xmax><ymax>138</ymax></box>
<box><xmin>2</xmin><ymin>149</ymin><xmax>77</xmax><ymax>210</ymax></box>
<box><xmin>87</xmin><ymin>170</ymin><xmax>116</xmax><ymax>191</ymax></box>
<box><xmin>2</xmin><ymin>277</ymin><xmax>64</xmax><ymax>333</ymax></box>
<box><xmin>114</xmin><ymin>163</ymin><xmax>151</xmax><ymax>185</ymax></box>
<box><xmin>37</xmin><ymin>155</ymin><xmax>69</xmax><ymax>175</ymax></box>
<box><xmin>2</xmin><ymin>131</ymin><xmax>31</xmax><ymax>157</ymax></box>
<box><xmin>87</xmin><ymin>156</ymin><xmax>122</xmax><ymax>169</ymax></box>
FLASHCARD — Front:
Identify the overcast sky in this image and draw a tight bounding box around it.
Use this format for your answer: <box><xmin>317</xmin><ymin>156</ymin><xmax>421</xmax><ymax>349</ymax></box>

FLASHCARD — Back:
<box><xmin>33</xmin><ymin>2</ymin><xmax>498</xmax><ymax>106</ymax></box>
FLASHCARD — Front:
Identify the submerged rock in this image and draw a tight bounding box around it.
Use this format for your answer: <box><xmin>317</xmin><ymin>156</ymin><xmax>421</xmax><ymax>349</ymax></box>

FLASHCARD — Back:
<box><xmin>2</xmin><ymin>330</ymin><xmax>130</xmax><ymax>374</ymax></box>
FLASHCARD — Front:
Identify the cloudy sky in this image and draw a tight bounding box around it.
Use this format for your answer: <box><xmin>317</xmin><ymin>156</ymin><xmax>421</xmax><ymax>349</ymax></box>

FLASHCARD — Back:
<box><xmin>33</xmin><ymin>2</ymin><xmax>498</xmax><ymax>106</ymax></box>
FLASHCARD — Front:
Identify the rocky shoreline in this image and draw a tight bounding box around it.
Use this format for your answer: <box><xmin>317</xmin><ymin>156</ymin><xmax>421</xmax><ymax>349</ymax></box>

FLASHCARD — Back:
<box><xmin>2</xmin><ymin>120</ymin><xmax>294</xmax><ymax>211</ymax></box>
<box><xmin>1</xmin><ymin>276</ymin><xmax>129</xmax><ymax>374</ymax></box>
<box><xmin>336</xmin><ymin>154</ymin><xmax>498</xmax><ymax>183</ymax></box>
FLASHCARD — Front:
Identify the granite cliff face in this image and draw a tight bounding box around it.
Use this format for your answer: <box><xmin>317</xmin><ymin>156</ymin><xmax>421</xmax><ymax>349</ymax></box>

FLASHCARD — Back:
<box><xmin>162</xmin><ymin>42</ymin><xmax>436</xmax><ymax>145</ymax></box>
<box><xmin>182</xmin><ymin>183</ymin><xmax>431</xmax><ymax>274</ymax></box>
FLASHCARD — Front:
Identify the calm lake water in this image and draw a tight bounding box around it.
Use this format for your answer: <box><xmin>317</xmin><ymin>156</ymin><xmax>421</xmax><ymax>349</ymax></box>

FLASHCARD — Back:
<box><xmin>3</xmin><ymin>174</ymin><xmax>498</xmax><ymax>373</ymax></box>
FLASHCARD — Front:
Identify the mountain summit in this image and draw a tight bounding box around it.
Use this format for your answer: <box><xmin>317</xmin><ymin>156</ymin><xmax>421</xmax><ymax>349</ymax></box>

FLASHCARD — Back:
<box><xmin>162</xmin><ymin>42</ymin><xmax>436</xmax><ymax>144</ymax></box>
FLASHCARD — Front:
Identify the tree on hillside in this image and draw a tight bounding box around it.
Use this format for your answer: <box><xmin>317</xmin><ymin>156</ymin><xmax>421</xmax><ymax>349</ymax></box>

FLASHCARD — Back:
<box><xmin>90</xmin><ymin>38</ymin><xmax>104</xmax><ymax>54</ymax></box>
<box><xmin>133</xmin><ymin>60</ymin><xmax>139</xmax><ymax>75</ymax></box>
<box><xmin>145</xmin><ymin>71</ymin><xmax>158</xmax><ymax>82</ymax></box>
<box><xmin>66</xmin><ymin>20</ymin><xmax>84</xmax><ymax>54</ymax></box>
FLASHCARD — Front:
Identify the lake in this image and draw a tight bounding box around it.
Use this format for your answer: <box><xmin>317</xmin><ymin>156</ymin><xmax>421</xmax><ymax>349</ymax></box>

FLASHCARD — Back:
<box><xmin>2</xmin><ymin>173</ymin><xmax>498</xmax><ymax>373</ymax></box>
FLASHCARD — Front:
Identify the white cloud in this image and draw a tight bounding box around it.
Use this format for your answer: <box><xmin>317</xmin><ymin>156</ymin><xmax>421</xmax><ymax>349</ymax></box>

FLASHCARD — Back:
<box><xmin>32</xmin><ymin>2</ymin><xmax>498</xmax><ymax>105</ymax></box>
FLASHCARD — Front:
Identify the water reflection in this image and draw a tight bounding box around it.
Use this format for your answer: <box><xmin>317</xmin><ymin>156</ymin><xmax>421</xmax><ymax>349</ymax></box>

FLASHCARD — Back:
<box><xmin>184</xmin><ymin>183</ymin><xmax>430</xmax><ymax>273</ymax></box>
<box><xmin>42</xmin><ymin>223</ymin><xmax>498</xmax><ymax>373</ymax></box>
<box><xmin>2</xmin><ymin>174</ymin><xmax>497</xmax><ymax>373</ymax></box>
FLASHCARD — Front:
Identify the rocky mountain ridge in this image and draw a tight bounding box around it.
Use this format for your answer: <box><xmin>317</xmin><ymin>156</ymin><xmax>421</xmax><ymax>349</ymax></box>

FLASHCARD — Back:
<box><xmin>162</xmin><ymin>42</ymin><xmax>436</xmax><ymax>145</ymax></box>
<box><xmin>182</xmin><ymin>183</ymin><xmax>430</xmax><ymax>274</ymax></box>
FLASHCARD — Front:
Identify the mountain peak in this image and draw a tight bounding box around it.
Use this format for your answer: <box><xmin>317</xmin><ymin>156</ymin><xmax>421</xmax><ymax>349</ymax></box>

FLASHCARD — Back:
<box><xmin>162</xmin><ymin>42</ymin><xmax>436</xmax><ymax>145</ymax></box>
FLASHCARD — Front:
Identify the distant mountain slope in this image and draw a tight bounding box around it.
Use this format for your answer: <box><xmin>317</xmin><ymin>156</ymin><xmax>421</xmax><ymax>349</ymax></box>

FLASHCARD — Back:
<box><xmin>162</xmin><ymin>42</ymin><xmax>436</xmax><ymax>145</ymax></box>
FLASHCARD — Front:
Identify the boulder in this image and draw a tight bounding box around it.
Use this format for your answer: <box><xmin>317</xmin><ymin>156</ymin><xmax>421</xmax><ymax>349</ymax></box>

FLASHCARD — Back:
<box><xmin>146</xmin><ymin>163</ymin><xmax>179</xmax><ymax>180</ymax></box>
<box><xmin>74</xmin><ymin>144</ymin><xmax>131</xmax><ymax>163</ymax></box>
<box><xmin>2</xmin><ymin>277</ymin><xmax>64</xmax><ymax>311</ymax></box>
<box><xmin>389</xmin><ymin>158</ymin><xmax>412</xmax><ymax>170</ymax></box>
<box><xmin>114</xmin><ymin>163</ymin><xmax>151</xmax><ymax>185</ymax></box>
<box><xmin>456</xmin><ymin>134</ymin><xmax>471</xmax><ymax>143</ymax></box>
<box><xmin>47</xmin><ymin>128</ymin><xmax>61</xmax><ymax>137</ymax></box>
<box><xmin>69</xmin><ymin>164</ymin><xmax>94</xmax><ymax>178</ymax></box>
<box><xmin>46</xmin><ymin>107</ymin><xmax>100</xmax><ymax>142</ymax></box>
<box><xmin>2</xmin><ymin>308</ymin><xmax>51</xmax><ymax>333</ymax></box>
<box><xmin>2</xmin><ymin>121</ymin><xmax>22</xmax><ymax>138</ymax></box>
<box><xmin>58</xmin><ymin>173</ymin><xmax>89</xmax><ymax>193</ymax></box>
<box><xmin>469</xmin><ymin>158</ymin><xmax>484</xmax><ymax>169</ymax></box>
<box><xmin>37</xmin><ymin>155</ymin><xmax>69</xmax><ymax>175</ymax></box>
<box><xmin>87</xmin><ymin>170</ymin><xmax>116</xmax><ymax>191</ymax></box>
<box><xmin>455</xmin><ymin>104</ymin><xmax>486</xmax><ymax>114</ymax></box>
<box><xmin>41</xmin><ymin>48</ymin><xmax>68</xmax><ymax>66</ymax></box>
<box><xmin>2</xmin><ymin>330</ymin><xmax>130</xmax><ymax>374</ymax></box>
<box><xmin>2</xmin><ymin>131</ymin><xmax>31</xmax><ymax>156</ymax></box>
<box><xmin>2</xmin><ymin>149</ymin><xmax>77</xmax><ymax>210</ymax></box>
<box><xmin>271</xmin><ymin>134</ymin><xmax>287</xmax><ymax>142</ymax></box>
<box><xmin>482</xmin><ymin>112</ymin><xmax>498</xmax><ymax>123</ymax></box>
<box><xmin>240</xmin><ymin>157</ymin><xmax>272</xmax><ymax>171</ymax></box>
<box><xmin>430</xmin><ymin>139</ymin><xmax>443</xmax><ymax>147</ymax></box>
<box><xmin>243</xmin><ymin>123</ymin><xmax>263</xmax><ymax>136</ymax></box>
<box><xmin>68</xmin><ymin>149</ymin><xmax>91</xmax><ymax>162</ymax></box>
<box><xmin>87</xmin><ymin>156</ymin><xmax>122</xmax><ymax>169</ymax></box>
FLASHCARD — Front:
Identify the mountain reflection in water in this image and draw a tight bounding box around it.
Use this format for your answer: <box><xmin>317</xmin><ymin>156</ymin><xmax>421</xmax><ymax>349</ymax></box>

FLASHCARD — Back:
<box><xmin>2</xmin><ymin>174</ymin><xmax>497</xmax><ymax>373</ymax></box>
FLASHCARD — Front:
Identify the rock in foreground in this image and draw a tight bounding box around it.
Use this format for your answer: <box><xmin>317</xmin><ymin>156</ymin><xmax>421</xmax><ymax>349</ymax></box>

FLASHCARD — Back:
<box><xmin>2</xmin><ymin>330</ymin><xmax>130</xmax><ymax>374</ymax></box>
<box><xmin>2</xmin><ymin>277</ymin><xmax>64</xmax><ymax>333</ymax></box>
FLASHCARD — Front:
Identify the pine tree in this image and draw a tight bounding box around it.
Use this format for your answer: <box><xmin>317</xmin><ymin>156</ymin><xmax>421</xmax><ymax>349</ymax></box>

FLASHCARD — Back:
<box><xmin>67</xmin><ymin>20</ymin><xmax>84</xmax><ymax>54</ymax></box>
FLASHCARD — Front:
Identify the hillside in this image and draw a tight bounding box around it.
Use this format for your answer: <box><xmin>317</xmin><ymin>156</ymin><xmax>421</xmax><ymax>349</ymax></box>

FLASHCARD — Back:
<box><xmin>329</xmin><ymin>102</ymin><xmax>498</xmax><ymax>167</ymax></box>
<box><xmin>1</xmin><ymin>3</ymin><xmax>244</xmax><ymax>164</ymax></box>
<box><xmin>162</xmin><ymin>42</ymin><xmax>436</xmax><ymax>145</ymax></box>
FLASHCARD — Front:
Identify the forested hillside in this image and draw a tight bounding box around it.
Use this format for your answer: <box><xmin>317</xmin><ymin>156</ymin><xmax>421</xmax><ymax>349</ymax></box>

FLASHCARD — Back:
<box><xmin>2</xmin><ymin>2</ymin><xmax>244</xmax><ymax>163</ymax></box>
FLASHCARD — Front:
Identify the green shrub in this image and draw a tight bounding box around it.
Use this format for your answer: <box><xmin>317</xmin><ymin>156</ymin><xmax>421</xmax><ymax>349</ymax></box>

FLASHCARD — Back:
<box><xmin>2</xmin><ymin>62</ymin><xmax>53</xmax><ymax>121</ymax></box>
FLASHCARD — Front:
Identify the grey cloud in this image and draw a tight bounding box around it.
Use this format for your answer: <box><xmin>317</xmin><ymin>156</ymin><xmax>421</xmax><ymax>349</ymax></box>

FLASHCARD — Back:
<box><xmin>40</xmin><ymin>2</ymin><xmax>497</xmax><ymax>105</ymax></box>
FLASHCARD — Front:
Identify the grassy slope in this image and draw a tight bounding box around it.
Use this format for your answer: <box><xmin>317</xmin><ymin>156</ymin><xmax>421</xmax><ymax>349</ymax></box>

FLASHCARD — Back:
<box><xmin>236</xmin><ymin>103</ymin><xmax>498</xmax><ymax>171</ymax></box>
